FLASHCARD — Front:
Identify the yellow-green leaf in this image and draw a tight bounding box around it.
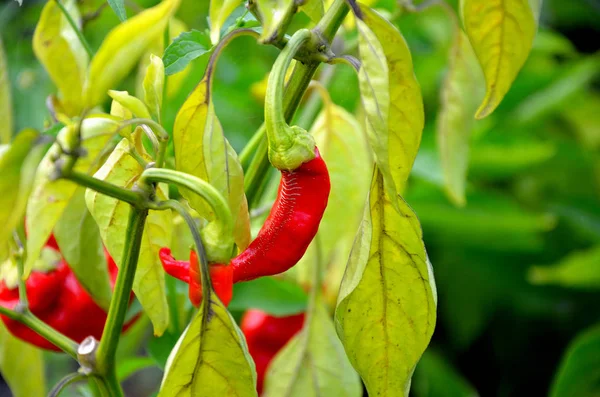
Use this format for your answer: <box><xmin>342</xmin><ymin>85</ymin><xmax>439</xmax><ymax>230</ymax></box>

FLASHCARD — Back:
<box><xmin>0</xmin><ymin>38</ymin><xmax>12</xmax><ymax>144</ymax></box>
<box><xmin>25</xmin><ymin>116</ymin><xmax>120</xmax><ymax>276</ymax></box>
<box><xmin>255</xmin><ymin>0</ymin><xmax>295</xmax><ymax>42</ymax></box>
<box><xmin>85</xmin><ymin>138</ymin><xmax>170</xmax><ymax>335</ymax></box>
<box><xmin>173</xmin><ymin>75</ymin><xmax>250</xmax><ymax>251</ymax></box>
<box><xmin>159</xmin><ymin>296</ymin><xmax>257</xmax><ymax>396</ymax></box>
<box><xmin>355</xmin><ymin>6</ymin><xmax>424</xmax><ymax>205</ymax></box>
<box><xmin>108</xmin><ymin>90</ymin><xmax>151</xmax><ymax>119</ymax></box>
<box><xmin>300</xmin><ymin>0</ymin><xmax>324</xmax><ymax>23</ymax></box>
<box><xmin>209</xmin><ymin>0</ymin><xmax>243</xmax><ymax>44</ymax></box>
<box><xmin>529</xmin><ymin>245</ymin><xmax>600</xmax><ymax>289</ymax></box>
<box><xmin>84</xmin><ymin>0</ymin><xmax>181</xmax><ymax>108</ymax></box>
<box><xmin>263</xmin><ymin>302</ymin><xmax>361</xmax><ymax>396</ymax></box>
<box><xmin>0</xmin><ymin>322</ymin><xmax>46</xmax><ymax>397</ymax></box>
<box><xmin>460</xmin><ymin>0</ymin><xmax>538</xmax><ymax>118</ymax></box>
<box><xmin>335</xmin><ymin>169</ymin><xmax>437</xmax><ymax>396</ymax></box>
<box><xmin>33</xmin><ymin>0</ymin><xmax>88</xmax><ymax>116</ymax></box>
<box><xmin>143</xmin><ymin>54</ymin><xmax>165</xmax><ymax>122</ymax></box>
<box><xmin>436</xmin><ymin>29</ymin><xmax>484</xmax><ymax>207</ymax></box>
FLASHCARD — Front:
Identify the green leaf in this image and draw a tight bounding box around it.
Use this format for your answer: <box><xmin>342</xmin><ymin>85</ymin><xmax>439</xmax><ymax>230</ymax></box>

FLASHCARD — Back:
<box><xmin>255</xmin><ymin>0</ymin><xmax>294</xmax><ymax>42</ymax></box>
<box><xmin>412</xmin><ymin>351</ymin><xmax>479</xmax><ymax>397</ymax></box>
<box><xmin>229</xmin><ymin>277</ymin><xmax>308</xmax><ymax>316</ymax></box>
<box><xmin>85</xmin><ymin>138</ymin><xmax>171</xmax><ymax>336</ymax></box>
<box><xmin>0</xmin><ymin>322</ymin><xmax>46</xmax><ymax>397</ymax></box>
<box><xmin>550</xmin><ymin>324</ymin><xmax>600</xmax><ymax>397</ymax></box>
<box><xmin>299</xmin><ymin>0</ymin><xmax>324</xmax><ymax>23</ymax></box>
<box><xmin>108</xmin><ymin>90</ymin><xmax>152</xmax><ymax>119</ymax></box>
<box><xmin>209</xmin><ymin>0</ymin><xmax>243</xmax><ymax>44</ymax></box>
<box><xmin>25</xmin><ymin>116</ymin><xmax>119</xmax><ymax>276</ymax></box>
<box><xmin>84</xmin><ymin>0</ymin><xmax>181</xmax><ymax>108</ymax></box>
<box><xmin>54</xmin><ymin>188</ymin><xmax>113</xmax><ymax>310</ymax></box>
<box><xmin>163</xmin><ymin>30</ymin><xmax>212</xmax><ymax>76</ymax></box>
<box><xmin>460</xmin><ymin>0</ymin><xmax>538</xmax><ymax>118</ymax></box>
<box><xmin>335</xmin><ymin>169</ymin><xmax>437</xmax><ymax>396</ymax></box>
<box><xmin>32</xmin><ymin>0</ymin><xmax>88</xmax><ymax>116</ymax></box>
<box><xmin>108</xmin><ymin>0</ymin><xmax>127</xmax><ymax>22</ymax></box>
<box><xmin>173</xmin><ymin>71</ymin><xmax>250</xmax><ymax>251</ymax></box>
<box><xmin>159</xmin><ymin>297</ymin><xmax>257</xmax><ymax>396</ymax></box>
<box><xmin>0</xmin><ymin>38</ymin><xmax>12</xmax><ymax>144</ymax></box>
<box><xmin>437</xmin><ymin>29</ymin><xmax>484</xmax><ymax>207</ymax></box>
<box><xmin>263</xmin><ymin>301</ymin><xmax>361</xmax><ymax>396</ymax></box>
<box><xmin>529</xmin><ymin>245</ymin><xmax>600</xmax><ymax>289</ymax></box>
<box><xmin>117</xmin><ymin>357</ymin><xmax>156</xmax><ymax>381</ymax></box>
<box><xmin>355</xmin><ymin>6</ymin><xmax>424</xmax><ymax>205</ymax></box>
<box><xmin>143</xmin><ymin>54</ymin><xmax>165</xmax><ymax>122</ymax></box>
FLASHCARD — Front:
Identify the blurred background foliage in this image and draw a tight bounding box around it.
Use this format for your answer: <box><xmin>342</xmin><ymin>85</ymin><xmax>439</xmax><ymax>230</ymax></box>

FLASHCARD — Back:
<box><xmin>0</xmin><ymin>0</ymin><xmax>599</xmax><ymax>396</ymax></box>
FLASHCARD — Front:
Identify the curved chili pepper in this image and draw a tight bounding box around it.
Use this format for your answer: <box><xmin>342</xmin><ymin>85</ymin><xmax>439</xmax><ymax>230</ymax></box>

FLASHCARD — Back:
<box><xmin>241</xmin><ymin>309</ymin><xmax>305</xmax><ymax>393</ymax></box>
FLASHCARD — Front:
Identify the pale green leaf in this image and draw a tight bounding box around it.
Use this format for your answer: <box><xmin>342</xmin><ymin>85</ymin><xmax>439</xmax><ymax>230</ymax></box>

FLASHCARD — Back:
<box><xmin>209</xmin><ymin>0</ymin><xmax>243</xmax><ymax>44</ymax></box>
<box><xmin>85</xmin><ymin>138</ymin><xmax>170</xmax><ymax>335</ymax></box>
<box><xmin>54</xmin><ymin>188</ymin><xmax>113</xmax><ymax>310</ymax></box>
<box><xmin>436</xmin><ymin>29</ymin><xmax>484</xmax><ymax>206</ymax></box>
<box><xmin>0</xmin><ymin>38</ymin><xmax>12</xmax><ymax>144</ymax></box>
<box><xmin>460</xmin><ymin>0</ymin><xmax>538</xmax><ymax>118</ymax></box>
<box><xmin>263</xmin><ymin>302</ymin><xmax>361</xmax><ymax>397</ymax></box>
<box><xmin>255</xmin><ymin>0</ymin><xmax>295</xmax><ymax>42</ymax></box>
<box><xmin>356</xmin><ymin>6</ymin><xmax>424</xmax><ymax>204</ymax></box>
<box><xmin>108</xmin><ymin>90</ymin><xmax>151</xmax><ymax>119</ymax></box>
<box><xmin>25</xmin><ymin>116</ymin><xmax>120</xmax><ymax>276</ymax></box>
<box><xmin>108</xmin><ymin>0</ymin><xmax>127</xmax><ymax>21</ymax></box>
<box><xmin>529</xmin><ymin>245</ymin><xmax>600</xmax><ymax>289</ymax></box>
<box><xmin>84</xmin><ymin>0</ymin><xmax>181</xmax><ymax>108</ymax></box>
<box><xmin>159</xmin><ymin>297</ymin><xmax>257</xmax><ymax>396</ymax></box>
<box><xmin>335</xmin><ymin>169</ymin><xmax>437</xmax><ymax>396</ymax></box>
<box><xmin>32</xmin><ymin>0</ymin><xmax>88</xmax><ymax>116</ymax></box>
<box><xmin>0</xmin><ymin>322</ymin><xmax>46</xmax><ymax>397</ymax></box>
<box><xmin>550</xmin><ymin>324</ymin><xmax>600</xmax><ymax>397</ymax></box>
<box><xmin>300</xmin><ymin>0</ymin><xmax>324</xmax><ymax>23</ymax></box>
<box><xmin>143</xmin><ymin>54</ymin><xmax>165</xmax><ymax>122</ymax></box>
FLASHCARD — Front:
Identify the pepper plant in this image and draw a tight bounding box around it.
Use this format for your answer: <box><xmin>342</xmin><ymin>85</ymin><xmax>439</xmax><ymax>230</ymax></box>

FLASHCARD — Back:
<box><xmin>0</xmin><ymin>0</ymin><xmax>547</xmax><ymax>396</ymax></box>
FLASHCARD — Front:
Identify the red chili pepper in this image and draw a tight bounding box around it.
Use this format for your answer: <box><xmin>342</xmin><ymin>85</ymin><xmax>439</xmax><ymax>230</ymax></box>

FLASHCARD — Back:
<box><xmin>241</xmin><ymin>309</ymin><xmax>305</xmax><ymax>393</ymax></box>
<box><xmin>232</xmin><ymin>148</ymin><xmax>330</xmax><ymax>282</ymax></box>
<box><xmin>158</xmin><ymin>248</ymin><xmax>233</xmax><ymax>307</ymax></box>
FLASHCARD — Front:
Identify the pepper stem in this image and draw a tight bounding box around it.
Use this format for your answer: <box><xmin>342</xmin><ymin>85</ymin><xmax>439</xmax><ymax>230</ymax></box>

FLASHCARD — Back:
<box><xmin>265</xmin><ymin>29</ymin><xmax>317</xmax><ymax>171</ymax></box>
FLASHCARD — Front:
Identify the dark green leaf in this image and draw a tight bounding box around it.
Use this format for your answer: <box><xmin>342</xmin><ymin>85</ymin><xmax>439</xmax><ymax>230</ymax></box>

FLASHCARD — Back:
<box><xmin>229</xmin><ymin>277</ymin><xmax>308</xmax><ymax>316</ymax></box>
<box><xmin>163</xmin><ymin>30</ymin><xmax>212</xmax><ymax>75</ymax></box>
<box><xmin>413</xmin><ymin>351</ymin><xmax>479</xmax><ymax>397</ymax></box>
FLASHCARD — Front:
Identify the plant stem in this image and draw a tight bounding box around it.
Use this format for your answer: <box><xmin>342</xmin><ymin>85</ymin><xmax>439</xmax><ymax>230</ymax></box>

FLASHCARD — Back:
<box><xmin>65</xmin><ymin>171</ymin><xmax>144</xmax><ymax>207</ymax></box>
<box><xmin>54</xmin><ymin>0</ymin><xmax>93</xmax><ymax>58</ymax></box>
<box><xmin>95</xmin><ymin>208</ymin><xmax>148</xmax><ymax>396</ymax></box>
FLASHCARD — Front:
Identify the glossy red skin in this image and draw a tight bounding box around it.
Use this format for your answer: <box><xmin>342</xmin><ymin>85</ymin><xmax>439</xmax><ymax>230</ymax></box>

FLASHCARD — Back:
<box><xmin>241</xmin><ymin>309</ymin><xmax>305</xmax><ymax>393</ymax></box>
<box><xmin>232</xmin><ymin>148</ymin><xmax>330</xmax><ymax>282</ymax></box>
<box><xmin>159</xmin><ymin>248</ymin><xmax>233</xmax><ymax>307</ymax></box>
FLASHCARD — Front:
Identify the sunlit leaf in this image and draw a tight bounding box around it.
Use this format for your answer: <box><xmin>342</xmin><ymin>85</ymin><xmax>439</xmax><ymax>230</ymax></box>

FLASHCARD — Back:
<box><xmin>0</xmin><ymin>38</ymin><xmax>12</xmax><ymax>144</ymax></box>
<box><xmin>437</xmin><ymin>29</ymin><xmax>484</xmax><ymax>206</ymax></box>
<box><xmin>159</xmin><ymin>296</ymin><xmax>257</xmax><ymax>396</ymax></box>
<box><xmin>209</xmin><ymin>0</ymin><xmax>243</xmax><ymax>44</ymax></box>
<box><xmin>85</xmin><ymin>137</ymin><xmax>171</xmax><ymax>336</ymax></box>
<box><xmin>108</xmin><ymin>0</ymin><xmax>127</xmax><ymax>21</ymax></box>
<box><xmin>26</xmin><ymin>116</ymin><xmax>120</xmax><ymax>276</ymax></box>
<box><xmin>255</xmin><ymin>0</ymin><xmax>295</xmax><ymax>43</ymax></box>
<box><xmin>460</xmin><ymin>0</ymin><xmax>538</xmax><ymax>118</ymax></box>
<box><xmin>163</xmin><ymin>30</ymin><xmax>212</xmax><ymax>76</ymax></box>
<box><xmin>264</xmin><ymin>301</ymin><xmax>361</xmax><ymax>396</ymax></box>
<box><xmin>143</xmin><ymin>54</ymin><xmax>165</xmax><ymax>122</ymax></box>
<box><xmin>355</xmin><ymin>6</ymin><xmax>424</xmax><ymax>205</ymax></box>
<box><xmin>529</xmin><ymin>245</ymin><xmax>600</xmax><ymax>289</ymax></box>
<box><xmin>550</xmin><ymin>324</ymin><xmax>600</xmax><ymax>397</ymax></box>
<box><xmin>84</xmin><ymin>0</ymin><xmax>181</xmax><ymax>108</ymax></box>
<box><xmin>300</xmin><ymin>0</ymin><xmax>324</xmax><ymax>23</ymax></box>
<box><xmin>412</xmin><ymin>351</ymin><xmax>479</xmax><ymax>397</ymax></box>
<box><xmin>32</xmin><ymin>0</ymin><xmax>88</xmax><ymax>116</ymax></box>
<box><xmin>54</xmin><ymin>188</ymin><xmax>113</xmax><ymax>310</ymax></box>
<box><xmin>0</xmin><ymin>322</ymin><xmax>46</xmax><ymax>397</ymax></box>
<box><xmin>335</xmin><ymin>169</ymin><xmax>437</xmax><ymax>396</ymax></box>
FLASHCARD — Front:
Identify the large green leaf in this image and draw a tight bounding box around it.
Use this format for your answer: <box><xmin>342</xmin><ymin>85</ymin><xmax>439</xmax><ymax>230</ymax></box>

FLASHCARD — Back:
<box><xmin>460</xmin><ymin>0</ymin><xmax>538</xmax><ymax>118</ymax></box>
<box><xmin>0</xmin><ymin>38</ymin><xmax>12</xmax><ymax>144</ymax></box>
<box><xmin>437</xmin><ymin>29</ymin><xmax>484</xmax><ymax>206</ymax></box>
<box><xmin>54</xmin><ymin>188</ymin><xmax>113</xmax><ymax>310</ymax></box>
<box><xmin>355</xmin><ymin>6</ymin><xmax>424</xmax><ymax>205</ymax></box>
<box><xmin>85</xmin><ymin>138</ymin><xmax>171</xmax><ymax>336</ymax></box>
<box><xmin>0</xmin><ymin>323</ymin><xmax>46</xmax><ymax>397</ymax></box>
<box><xmin>25</xmin><ymin>116</ymin><xmax>119</xmax><ymax>276</ymax></box>
<box><xmin>159</xmin><ymin>296</ymin><xmax>257</xmax><ymax>396</ymax></box>
<box><xmin>550</xmin><ymin>324</ymin><xmax>600</xmax><ymax>397</ymax></box>
<box><xmin>263</xmin><ymin>302</ymin><xmax>361</xmax><ymax>396</ymax></box>
<box><xmin>529</xmin><ymin>245</ymin><xmax>600</xmax><ymax>289</ymax></box>
<box><xmin>32</xmin><ymin>0</ymin><xmax>88</xmax><ymax>116</ymax></box>
<box><xmin>335</xmin><ymin>169</ymin><xmax>437</xmax><ymax>396</ymax></box>
<box><xmin>163</xmin><ymin>29</ymin><xmax>212</xmax><ymax>76</ymax></box>
<box><xmin>84</xmin><ymin>0</ymin><xmax>181</xmax><ymax>108</ymax></box>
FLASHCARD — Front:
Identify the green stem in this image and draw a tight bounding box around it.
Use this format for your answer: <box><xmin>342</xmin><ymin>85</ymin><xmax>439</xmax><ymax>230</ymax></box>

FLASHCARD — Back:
<box><xmin>54</xmin><ymin>0</ymin><xmax>93</xmax><ymax>58</ymax></box>
<box><xmin>119</xmin><ymin>118</ymin><xmax>169</xmax><ymax>168</ymax></box>
<box><xmin>95</xmin><ymin>208</ymin><xmax>148</xmax><ymax>396</ymax></box>
<box><xmin>64</xmin><ymin>171</ymin><xmax>144</xmax><ymax>207</ymax></box>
